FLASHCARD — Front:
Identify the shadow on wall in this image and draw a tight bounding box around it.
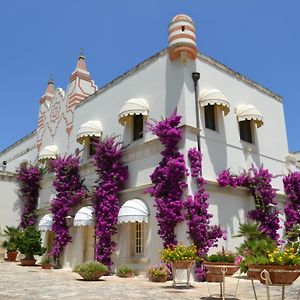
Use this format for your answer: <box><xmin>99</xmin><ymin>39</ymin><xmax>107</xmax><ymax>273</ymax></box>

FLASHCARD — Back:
<box><xmin>165</xmin><ymin>59</ymin><xmax>189</xmax><ymax>117</ymax></box>
<box><xmin>210</xmin><ymin>191</ymin><xmax>252</xmax><ymax>249</ymax></box>
<box><xmin>203</xmin><ymin>107</ymin><xmax>228</xmax><ymax>177</ymax></box>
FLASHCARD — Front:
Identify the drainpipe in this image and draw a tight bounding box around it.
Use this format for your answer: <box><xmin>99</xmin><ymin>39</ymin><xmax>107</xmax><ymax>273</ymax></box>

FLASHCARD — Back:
<box><xmin>192</xmin><ymin>72</ymin><xmax>201</xmax><ymax>152</ymax></box>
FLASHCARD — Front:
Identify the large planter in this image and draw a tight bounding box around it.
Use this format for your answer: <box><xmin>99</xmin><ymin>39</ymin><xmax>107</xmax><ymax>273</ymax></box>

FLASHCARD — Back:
<box><xmin>20</xmin><ymin>259</ymin><xmax>37</xmax><ymax>266</ymax></box>
<box><xmin>248</xmin><ymin>264</ymin><xmax>300</xmax><ymax>285</ymax></box>
<box><xmin>78</xmin><ymin>271</ymin><xmax>106</xmax><ymax>281</ymax></box>
<box><xmin>150</xmin><ymin>274</ymin><xmax>168</xmax><ymax>282</ymax></box>
<box><xmin>203</xmin><ymin>261</ymin><xmax>238</xmax><ymax>282</ymax></box>
<box><xmin>6</xmin><ymin>251</ymin><xmax>18</xmax><ymax>262</ymax></box>
<box><xmin>173</xmin><ymin>261</ymin><xmax>194</xmax><ymax>269</ymax></box>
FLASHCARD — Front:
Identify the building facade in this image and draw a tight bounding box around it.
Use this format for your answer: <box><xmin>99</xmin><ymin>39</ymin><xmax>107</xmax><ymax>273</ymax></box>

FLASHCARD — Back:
<box><xmin>0</xmin><ymin>14</ymin><xmax>295</xmax><ymax>272</ymax></box>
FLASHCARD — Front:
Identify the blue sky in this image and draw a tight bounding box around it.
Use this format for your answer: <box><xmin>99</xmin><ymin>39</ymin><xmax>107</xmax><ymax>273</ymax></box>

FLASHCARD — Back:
<box><xmin>1</xmin><ymin>1</ymin><xmax>299</xmax><ymax>152</ymax></box>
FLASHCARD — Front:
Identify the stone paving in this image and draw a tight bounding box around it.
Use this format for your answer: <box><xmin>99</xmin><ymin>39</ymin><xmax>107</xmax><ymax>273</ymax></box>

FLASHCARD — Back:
<box><xmin>0</xmin><ymin>262</ymin><xmax>300</xmax><ymax>299</ymax></box>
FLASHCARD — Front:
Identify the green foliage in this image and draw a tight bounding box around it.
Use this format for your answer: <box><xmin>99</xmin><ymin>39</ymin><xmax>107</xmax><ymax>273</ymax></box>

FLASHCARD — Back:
<box><xmin>73</xmin><ymin>261</ymin><xmax>108</xmax><ymax>278</ymax></box>
<box><xmin>235</xmin><ymin>222</ymin><xmax>276</xmax><ymax>272</ymax></box>
<box><xmin>285</xmin><ymin>224</ymin><xmax>300</xmax><ymax>254</ymax></box>
<box><xmin>116</xmin><ymin>265</ymin><xmax>134</xmax><ymax>275</ymax></box>
<box><xmin>1</xmin><ymin>226</ymin><xmax>21</xmax><ymax>252</ymax></box>
<box><xmin>41</xmin><ymin>253</ymin><xmax>51</xmax><ymax>264</ymax></box>
<box><xmin>18</xmin><ymin>226</ymin><xmax>46</xmax><ymax>259</ymax></box>
<box><xmin>207</xmin><ymin>249</ymin><xmax>236</xmax><ymax>263</ymax></box>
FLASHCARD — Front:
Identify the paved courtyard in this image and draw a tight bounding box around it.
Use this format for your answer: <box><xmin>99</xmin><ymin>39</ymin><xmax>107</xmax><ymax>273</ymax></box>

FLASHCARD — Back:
<box><xmin>0</xmin><ymin>262</ymin><xmax>300</xmax><ymax>299</ymax></box>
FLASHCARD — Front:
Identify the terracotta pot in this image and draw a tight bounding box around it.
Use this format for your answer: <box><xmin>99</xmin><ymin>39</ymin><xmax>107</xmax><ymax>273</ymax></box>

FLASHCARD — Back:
<box><xmin>248</xmin><ymin>264</ymin><xmax>300</xmax><ymax>285</ymax></box>
<box><xmin>118</xmin><ymin>271</ymin><xmax>135</xmax><ymax>278</ymax></box>
<box><xmin>6</xmin><ymin>251</ymin><xmax>18</xmax><ymax>262</ymax></box>
<box><xmin>78</xmin><ymin>271</ymin><xmax>105</xmax><ymax>281</ymax></box>
<box><xmin>20</xmin><ymin>259</ymin><xmax>36</xmax><ymax>266</ymax></box>
<box><xmin>203</xmin><ymin>261</ymin><xmax>238</xmax><ymax>282</ymax></box>
<box><xmin>150</xmin><ymin>274</ymin><xmax>168</xmax><ymax>282</ymax></box>
<box><xmin>173</xmin><ymin>261</ymin><xmax>194</xmax><ymax>269</ymax></box>
<box><xmin>42</xmin><ymin>263</ymin><xmax>52</xmax><ymax>269</ymax></box>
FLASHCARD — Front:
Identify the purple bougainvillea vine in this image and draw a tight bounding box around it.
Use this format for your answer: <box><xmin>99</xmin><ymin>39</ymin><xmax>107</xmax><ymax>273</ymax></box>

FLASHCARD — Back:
<box><xmin>50</xmin><ymin>156</ymin><xmax>86</xmax><ymax>265</ymax></box>
<box><xmin>92</xmin><ymin>136</ymin><xmax>128</xmax><ymax>268</ymax></box>
<box><xmin>16</xmin><ymin>164</ymin><xmax>42</xmax><ymax>229</ymax></box>
<box><xmin>185</xmin><ymin>148</ymin><xmax>224</xmax><ymax>280</ymax></box>
<box><xmin>283</xmin><ymin>172</ymin><xmax>300</xmax><ymax>232</ymax></box>
<box><xmin>217</xmin><ymin>166</ymin><xmax>280</xmax><ymax>242</ymax></box>
<box><xmin>146</xmin><ymin>112</ymin><xmax>188</xmax><ymax>248</ymax></box>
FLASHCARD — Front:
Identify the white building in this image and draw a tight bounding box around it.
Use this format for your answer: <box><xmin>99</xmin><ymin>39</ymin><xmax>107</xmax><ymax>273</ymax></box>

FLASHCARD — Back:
<box><xmin>0</xmin><ymin>14</ymin><xmax>295</xmax><ymax>272</ymax></box>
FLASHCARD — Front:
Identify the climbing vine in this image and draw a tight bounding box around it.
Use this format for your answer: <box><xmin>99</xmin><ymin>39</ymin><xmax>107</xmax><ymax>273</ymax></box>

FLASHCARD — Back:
<box><xmin>50</xmin><ymin>156</ymin><xmax>86</xmax><ymax>266</ymax></box>
<box><xmin>283</xmin><ymin>172</ymin><xmax>300</xmax><ymax>232</ymax></box>
<box><xmin>92</xmin><ymin>136</ymin><xmax>128</xmax><ymax>268</ymax></box>
<box><xmin>146</xmin><ymin>112</ymin><xmax>187</xmax><ymax>248</ymax></box>
<box><xmin>217</xmin><ymin>166</ymin><xmax>280</xmax><ymax>242</ymax></box>
<box><xmin>16</xmin><ymin>164</ymin><xmax>42</xmax><ymax>229</ymax></box>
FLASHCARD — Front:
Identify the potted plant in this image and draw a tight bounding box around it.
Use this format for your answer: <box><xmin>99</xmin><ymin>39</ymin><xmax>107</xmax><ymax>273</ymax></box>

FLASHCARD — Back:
<box><xmin>1</xmin><ymin>226</ymin><xmax>21</xmax><ymax>262</ymax></box>
<box><xmin>73</xmin><ymin>261</ymin><xmax>108</xmax><ymax>281</ymax></box>
<box><xmin>41</xmin><ymin>254</ymin><xmax>52</xmax><ymax>269</ymax></box>
<box><xmin>203</xmin><ymin>247</ymin><xmax>239</xmax><ymax>282</ymax></box>
<box><xmin>147</xmin><ymin>264</ymin><xmax>170</xmax><ymax>282</ymax></box>
<box><xmin>18</xmin><ymin>226</ymin><xmax>46</xmax><ymax>266</ymax></box>
<box><xmin>116</xmin><ymin>265</ymin><xmax>135</xmax><ymax>278</ymax></box>
<box><xmin>160</xmin><ymin>243</ymin><xmax>198</xmax><ymax>269</ymax></box>
<box><xmin>235</xmin><ymin>222</ymin><xmax>300</xmax><ymax>284</ymax></box>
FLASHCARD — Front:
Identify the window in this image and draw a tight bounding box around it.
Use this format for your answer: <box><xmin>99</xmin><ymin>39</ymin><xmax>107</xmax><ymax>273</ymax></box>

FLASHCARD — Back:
<box><xmin>134</xmin><ymin>223</ymin><xmax>144</xmax><ymax>255</ymax></box>
<box><xmin>239</xmin><ymin>120</ymin><xmax>253</xmax><ymax>143</ymax></box>
<box><xmin>89</xmin><ymin>137</ymin><xmax>99</xmax><ymax>156</ymax></box>
<box><xmin>133</xmin><ymin>114</ymin><xmax>144</xmax><ymax>141</ymax></box>
<box><xmin>204</xmin><ymin>104</ymin><xmax>216</xmax><ymax>131</ymax></box>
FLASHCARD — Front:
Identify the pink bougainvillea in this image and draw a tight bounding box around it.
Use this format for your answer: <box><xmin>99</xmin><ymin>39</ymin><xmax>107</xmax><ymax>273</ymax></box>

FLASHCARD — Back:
<box><xmin>283</xmin><ymin>172</ymin><xmax>300</xmax><ymax>232</ymax></box>
<box><xmin>92</xmin><ymin>136</ymin><xmax>128</xmax><ymax>268</ymax></box>
<box><xmin>50</xmin><ymin>156</ymin><xmax>86</xmax><ymax>265</ymax></box>
<box><xmin>16</xmin><ymin>164</ymin><xmax>42</xmax><ymax>229</ymax></box>
<box><xmin>185</xmin><ymin>148</ymin><xmax>224</xmax><ymax>280</ymax></box>
<box><xmin>217</xmin><ymin>166</ymin><xmax>280</xmax><ymax>242</ymax></box>
<box><xmin>146</xmin><ymin>112</ymin><xmax>187</xmax><ymax>248</ymax></box>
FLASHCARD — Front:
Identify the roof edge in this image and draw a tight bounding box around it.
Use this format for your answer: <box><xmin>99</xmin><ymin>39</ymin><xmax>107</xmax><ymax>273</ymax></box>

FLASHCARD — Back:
<box><xmin>198</xmin><ymin>52</ymin><xmax>282</xmax><ymax>102</ymax></box>
<box><xmin>0</xmin><ymin>130</ymin><xmax>36</xmax><ymax>154</ymax></box>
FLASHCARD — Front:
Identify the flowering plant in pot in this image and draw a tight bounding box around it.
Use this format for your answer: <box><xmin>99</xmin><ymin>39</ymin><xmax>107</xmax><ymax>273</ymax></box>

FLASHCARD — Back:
<box><xmin>203</xmin><ymin>248</ymin><xmax>239</xmax><ymax>282</ymax></box>
<box><xmin>1</xmin><ymin>226</ymin><xmax>21</xmax><ymax>262</ymax></box>
<box><xmin>116</xmin><ymin>265</ymin><xmax>135</xmax><ymax>278</ymax></box>
<box><xmin>147</xmin><ymin>264</ymin><xmax>170</xmax><ymax>282</ymax></box>
<box><xmin>235</xmin><ymin>222</ymin><xmax>300</xmax><ymax>284</ymax></box>
<box><xmin>18</xmin><ymin>226</ymin><xmax>46</xmax><ymax>266</ymax></box>
<box><xmin>160</xmin><ymin>243</ymin><xmax>198</xmax><ymax>269</ymax></box>
<box><xmin>73</xmin><ymin>261</ymin><xmax>108</xmax><ymax>281</ymax></box>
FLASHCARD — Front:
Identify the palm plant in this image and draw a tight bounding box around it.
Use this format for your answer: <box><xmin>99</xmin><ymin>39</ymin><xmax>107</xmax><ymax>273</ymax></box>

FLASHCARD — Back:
<box><xmin>1</xmin><ymin>226</ymin><xmax>21</xmax><ymax>252</ymax></box>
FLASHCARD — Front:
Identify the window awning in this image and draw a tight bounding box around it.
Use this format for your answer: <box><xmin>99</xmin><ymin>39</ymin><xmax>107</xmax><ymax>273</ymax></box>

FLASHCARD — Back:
<box><xmin>236</xmin><ymin>104</ymin><xmax>264</xmax><ymax>128</ymax></box>
<box><xmin>73</xmin><ymin>206</ymin><xmax>94</xmax><ymax>227</ymax></box>
<box><xmin>38</xmin><ymin>214</ymin><xmax>53</xmax><ymax>231</ymax></box>
<box><xmin>76</xmin><ymin>120</ymin><xmax>103</xmax><ymax>144</ymax></box>
<box><xmin>199</xmin><ymin>89</ymin><xmax>230</xmax><ymax>115</ymax></box>
<box><xmin>118</xmin><ymin>199</ymin><xmax>149</xmax><ymax>224</ymax></box>
<box><xmin>38</xmin><ymin>145</ymin><xmax>59</xmax><ymax>163</ymax></box>
<box><xmin>119</xmin><ymin>98</ymin><xmax>149</xmax><ymax>126</ymax></box>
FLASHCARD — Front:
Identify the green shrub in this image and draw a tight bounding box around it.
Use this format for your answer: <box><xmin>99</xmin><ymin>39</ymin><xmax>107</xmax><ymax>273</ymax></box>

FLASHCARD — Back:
<box><xmin>116</xmin><ymin>265</ymin><xmax>134</xmax><ymax>276</ymax></box>
<box><xmin>73</xmin><ymin>261</ymin><xmax>108</xmax><ymax>279</ymax></box>
<box><xmin>41</xmin><ymin>254</ymin><xmax>51</xmax><ymax>264</ymax></box>
<box><xmin>18</xmin><ymin>226</ymin><xmax>46</xmax><ymax>259</ymax></box>
<box><xmin>207</xmin><ymin>250</ymin><xmax>236</xmax><ymax>263</ymax></box>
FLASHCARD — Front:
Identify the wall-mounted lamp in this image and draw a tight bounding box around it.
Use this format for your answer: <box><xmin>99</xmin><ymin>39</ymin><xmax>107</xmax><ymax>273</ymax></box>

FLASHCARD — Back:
<box><xmin>65</xmin><ymin>215</ymin><xmax>73</xmax><ymax>227</ymax></box>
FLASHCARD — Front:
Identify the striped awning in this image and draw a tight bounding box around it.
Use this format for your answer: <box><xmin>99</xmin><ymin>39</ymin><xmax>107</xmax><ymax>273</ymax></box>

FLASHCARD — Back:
<box><xmin>119</xmin><ymin>98</ymin><xmax>149</xmax><ymax>126</ymax></box>
<box><xmin>200</xmin><ymin>89</ymin><xmax>230</xmax><ymax>115</ymax></box>
<box><xmin>118</xmin><ymin>199</ymin><xmax>149</xmax><ymax>224</ymax></box>
<box><xmin>76</xmin><ymin>120</ymin><xmax>103</xmax><ymax>144</ymax></box>
<box><xmin>236</xmin><ymin>104</ymin><xmax>264</xmax><ymax>128</ymax></box>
